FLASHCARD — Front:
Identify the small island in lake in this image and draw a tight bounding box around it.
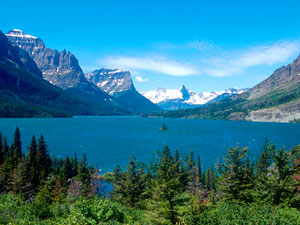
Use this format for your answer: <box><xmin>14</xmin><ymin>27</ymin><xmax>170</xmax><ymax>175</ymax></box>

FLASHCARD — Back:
<box><xmin>159</xmin><ymin>123</ymin><xmax>168</xmax><ymax>131</ymax></box>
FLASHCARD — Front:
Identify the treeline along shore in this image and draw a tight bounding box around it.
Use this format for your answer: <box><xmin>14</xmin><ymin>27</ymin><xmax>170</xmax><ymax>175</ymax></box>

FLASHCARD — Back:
<box><xmin>1</xmin><ymin>128</ymin><xmax>300</xmax><ymax>224</ymax></box>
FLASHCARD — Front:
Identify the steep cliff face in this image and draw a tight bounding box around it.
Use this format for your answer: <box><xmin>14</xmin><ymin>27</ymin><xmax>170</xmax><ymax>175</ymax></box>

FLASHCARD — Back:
<box><xmin>0</xmin><ymin>30</ymin><xmax>126</xmax><ymax>117</ymax></box>
<box><xmin>0</xmin><ymin>30</ymin><xmax>42</xmax><ymax>78</ymax></box>
<box><xmin>6</xmin><ymin>29</ymin><xmax>87</xmax><ymax>89</ymax></box>
<box><xmin>249</xmin><ymin>55</ymin><xmax>300</xmax><ymax>100</ymax></box>
<box><xmin>86</xmin><ymin>69</ymin><xmax>134</xmax><ymax>94</ymax></box>
<box><xmin>6</xmin><ymin>29</ymin><xmax>129</xmax><ymax>114</ymax></box>
<box><xmin>86</xmin><ymin>69</ymin><xmax>161</xmax><ymax>113</ymax></box>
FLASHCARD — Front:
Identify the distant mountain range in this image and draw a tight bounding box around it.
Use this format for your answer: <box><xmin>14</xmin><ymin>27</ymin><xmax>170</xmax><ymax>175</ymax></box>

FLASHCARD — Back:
<box><xmin>147</xmin><ymin>54</ymin><xmax>300</xmax><ymax>122</ymax></box>
<box><xmin>3</xmin><ymin>28</ymin><xmax>300</xmax><ymax>122</ymax></box>
<box><xmin>141</xmin><ymin>85</ymin><xmax>246</xmax><ymax>110</ymax></box>
<box><xmin>1</xmin><ymin>29</ymin><xmax>160</xmax><ymax>117</ymax></box>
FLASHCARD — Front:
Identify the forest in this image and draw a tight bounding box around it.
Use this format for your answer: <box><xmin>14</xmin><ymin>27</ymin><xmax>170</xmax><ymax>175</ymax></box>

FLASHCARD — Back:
<box><xmin>1</xmin><ymin>128</ymin><xmax>300</xmax><ymax>224</ymax></box>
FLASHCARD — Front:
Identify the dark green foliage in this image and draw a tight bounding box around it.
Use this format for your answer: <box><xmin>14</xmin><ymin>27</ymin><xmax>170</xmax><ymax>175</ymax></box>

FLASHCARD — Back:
<box><xmin>1</xmin><ymin>128</ymin><xmax>300</xmax><ymax>224</ymax></box>
<box><xmin>218</xmin><ymin>146</ymin><xmax>254</xmax><ymax>202</ymax></box>
<box><xmin>36</xmin><ymin>135</ymin><xmax>51</xmax><ymax>184</ymax></box>
<box><xmin>143</xmin><ymin>146</ymin><xmax>188</xmax><ymax>224</ymax></box>
<box><xmin>112</xmin><ymin>156</ymin><xmax>146</xmax><ymax>208</ymax></box>
<box><xmin>256</xmin><ymin>138</ymin><xmax>275</xmax><ymax>176</ymax></box>
<box><xmin>11</xmin><ymin>126</ymin><xmax>22</xmax><ymax>166</ymax></box>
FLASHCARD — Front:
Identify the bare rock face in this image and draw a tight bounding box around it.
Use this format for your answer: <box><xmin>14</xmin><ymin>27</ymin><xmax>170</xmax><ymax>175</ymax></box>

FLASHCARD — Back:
<box><xmin>0</xmin><ymin>30</ymin><xmax>42</xmax><ymax>78</ymax></box>
<box><xmin>6</xmin><ymin>29</ymin><xmax>88</xmax><ymax>89</ymax></box>
<box><xmin>85</xmin><ymin>68</ymin><xmax>161</xmax><ymax>113</ymax></box>
<box><xmin>246</xmin><ymin>99</ymin><xmax>300</xmax><ymax>122</ymax></box>
<box><xmin>85</xmin><ymin>69</ymin><xmax>134</xmax><ymax>95</ymax></box>
<box><xmin>249</xmin><ymin>55</ymin><xmax>300</xmax><ymax>100</ymax></box>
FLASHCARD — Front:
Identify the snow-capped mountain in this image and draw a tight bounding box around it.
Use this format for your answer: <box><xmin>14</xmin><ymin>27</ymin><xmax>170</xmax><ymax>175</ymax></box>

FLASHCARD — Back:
<box><xmin>85</xmin><ymin>69</ymin><xmax>161</xmax><ymax>113</ymax></box>
<box><xmin>141</xmin><ymin>85</ymin><xmax>246</xmax><ymax>110</ymax></box>
<box><xmin>85</xmin><ymin>69</ymin><xmax>134</xmax><ymax>95</ymax></box>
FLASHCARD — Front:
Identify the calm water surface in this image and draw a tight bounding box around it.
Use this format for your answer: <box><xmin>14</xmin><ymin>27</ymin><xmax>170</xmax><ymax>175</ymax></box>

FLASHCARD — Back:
<box><xmin>0</xmin><ymin>116</ymin><xmax>299</xmax><ymax>172</ymax></box>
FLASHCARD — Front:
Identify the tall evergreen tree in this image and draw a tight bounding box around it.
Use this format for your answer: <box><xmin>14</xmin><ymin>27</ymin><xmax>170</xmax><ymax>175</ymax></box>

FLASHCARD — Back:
<box><xmin>218</xmin><ymin>146</ymin><xmax>253</xmax><ymax>202</ymax></box>
<box><xmin>256</xmin><ymin>138</ymin><xmax>275</xmax><ymax>176</ymax></box>
<box><xmin>12</xmin><ymin>127</ymin><xmax>22</xmax><ymax>164</ymax></box>
<box><xmin>145</xmin><ymin>146</ymin><xmax>186</xmax><ymax>224</ymax></box>
<box><xmin>187</xmin><ymin>150</ymin><xmax>198</xmax><ymax>193</ymax></box>
<box><xmin>120</xmin><ymin>156</ymin><xmax>146</xmax><ymax>207</ymax></box>
<box><xmin>77</xmin><ymin>154</ymin><xmax>91</xmax><ymax>195</ymax></box>
<box><xmin>26</xmin><ymin>136</ymin><xmax>38</xmax><ymax>187</ymax></box>
<box><xmin>260</xmin><ymin>147</ymin><xmax>295</xmax><ymax>205</ymax></box>
<box><xmin>206</xmin><ymin>168</ymin><xmax>215</xmax><ymax>191</ymax></box>
<box><xmin>0</xmin><ymin>132</ymin><xmax>3</xmax><ymax>165</ymax></box>
<box><xmin>37</xmin><ymin>135</ymin><xmax>51</xmax><ymax>184</ymax></box>
<box><xmin>61</xmin><ymin>157</ymin><xmax>73</xmax><ymax>186</ymax></box>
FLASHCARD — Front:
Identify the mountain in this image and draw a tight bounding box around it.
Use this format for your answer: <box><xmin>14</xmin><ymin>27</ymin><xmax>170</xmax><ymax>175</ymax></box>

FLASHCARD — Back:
<box><xmin>148</xmin><ymin>54</ymin><xmax>300</xmax><ymax>122</ymax></box>
<box><xmin>6</xmin><ymin>29</ymin><xmax>128</xmax><ymax>114</ymax></box>
<box><xmin>141</xmin><ymin>85</ymin><xmax>245</xmax><ymax>110</ymax></box>
<box><xmin>0</xmin><ymin>30</ymin><xmax>127</xmax><ymax>117</ymax></box>
<box><xmin>85</xmin><ymin>69</ymin><xmax>161</xmax><ymax>113</ymax></box>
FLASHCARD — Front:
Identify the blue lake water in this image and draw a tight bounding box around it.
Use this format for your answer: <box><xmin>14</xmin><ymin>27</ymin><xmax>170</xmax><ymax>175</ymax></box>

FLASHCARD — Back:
<box><xmin>0</xmin><ymin>116</ymin><xmax>300</xmax><ymax>173</ymax></box>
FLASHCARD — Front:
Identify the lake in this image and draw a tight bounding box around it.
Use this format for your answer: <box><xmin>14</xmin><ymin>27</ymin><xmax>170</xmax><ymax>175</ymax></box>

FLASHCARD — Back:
<box><xmin>0</xmin><ymin>116</ymin><xmax>300</xmax><ymax>173</ymax></box>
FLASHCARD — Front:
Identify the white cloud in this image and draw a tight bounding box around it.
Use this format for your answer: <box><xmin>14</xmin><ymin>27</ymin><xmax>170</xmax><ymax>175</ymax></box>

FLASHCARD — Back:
<box><xmin>100</xmin><ymin>56</ymin><xmax>198</xmax><ymax>76</ymax></box>
<box><xmin>135</xmin><ymin>76</ymin><xmax>149</xmax><ymax>82</ymax></box>
<box><xmin>204</xmin><ymin>41</ymin><xmax>300</xmax><ymax>77</ymax></box>
<box><xmin>155</xmin><ymin>41</ymin><xmax>217</xmax><ymax>51</ymax></box>
<box><xmin>96</xmin><ymin>40</ymin><xmax>300</xmax><ymax>78</ymax></box>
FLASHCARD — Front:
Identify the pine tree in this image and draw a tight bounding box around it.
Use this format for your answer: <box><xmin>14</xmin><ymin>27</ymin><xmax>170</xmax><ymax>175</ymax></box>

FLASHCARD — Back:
<box><xmin>26</xmin><ymin>135</ymin><xmax>38</xmax><ymax>187</ymax></box>
<box><xmin>11</xmin><ymin>159</ymin><xmax>28</xmax><ymax>195</ymax></box>
<box><xmin>77</xmin><ymin>154</ymin><xmax>91</xmax><ymax>195</ymax></box>
<box><xmin>36</xmin><ymin>135</ymin><xmax>51</xmax><ymax>184</ymax></box>
<box><xmin>12</xmin><ymin>127</ymin><xmax>22</xmax><ymax>165</ymax></box>
<box><xmin>121</xmin><ymin>156</ymin><xmax>146</xmax><ymax>207</ymax></box>
<box><xmin>111</xmin><ymin>164</ymin><xmax>125</xmax><ymax>202</ymax></box>
<box><xmin>218</xmin><ymin>146</ymin><xmax>253</xmax><ymax>202</ymax></box>
<box><xmin>60</xmin><ymin>157</ymin><xmax>72</xmax><ymax>186</ymax></box>
<box><xmin>206</xmin><ymin>168</ymin><xmax>215</xmax><ymax>191</ymax></box>
<box><xmin>256</xmin><ymin>138</ymin><xmax>275</xmax><ymax>176</ymax></box>
<box><xmin>261</xmin><ymin>147</ymin><xmax>295</xmax><ymax>205</ymax></box>
<box><xmin>0</xmin><ymin>132</ymin><xmax>3</xmax><ymax>165</ymax></box>
<box><xmin>72</xmin><ymin>152</ymin><xmax>78</xmax><ymax>177</ymax></box>
<box><xmin>187</xmin><ymin>150</ymin><xmax>198</xmax><ymax>193</ymax></box>
<box><xmin>145</xmin><ymin>146</ymin><xmax>187</xmax><ymax>224</ymax></box>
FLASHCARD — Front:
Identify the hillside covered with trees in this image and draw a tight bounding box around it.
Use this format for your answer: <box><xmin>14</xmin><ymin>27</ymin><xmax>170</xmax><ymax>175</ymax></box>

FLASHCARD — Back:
<box><xmin>1</xmin><ymin>128</ymin><xmax>300</xmax><ymax>224</ymax></box>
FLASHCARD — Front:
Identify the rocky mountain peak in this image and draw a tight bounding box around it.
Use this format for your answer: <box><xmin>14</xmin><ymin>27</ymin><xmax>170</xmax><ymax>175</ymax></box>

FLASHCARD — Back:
<box><xmin>85</xmin><ymin>68</ymin><xmax>134</xmax><ymax>95</ymax></box>
<box><xmin>6</xmin><ymin>29</ymin><xmax>37</xmax><ymax>39</ymax></box>
<box><xmin>6</xmin><ymin>29</ymin><xmax>88</xmax><ymax>89</ymax></box>
<box><xmin>179</xmin><ymin>85</ymin><xmax>190</xmax><ymax>100</ymax></box>
<box><xmin>6</xmin><ymin>29</ymin><xmax>45</xmax><ymax>51</ymax></box>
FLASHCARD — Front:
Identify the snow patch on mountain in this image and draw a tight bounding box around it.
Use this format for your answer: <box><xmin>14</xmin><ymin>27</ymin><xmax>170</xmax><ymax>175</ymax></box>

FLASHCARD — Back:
<box><xmin>141</xmin><ymin>86</ymin><xmax>246</xmax><ymax>109</ymax></box>
<box><xmin>6</xmin><ymin>29</ymin><xmax>37</xmax><ymax>39</ymax></box>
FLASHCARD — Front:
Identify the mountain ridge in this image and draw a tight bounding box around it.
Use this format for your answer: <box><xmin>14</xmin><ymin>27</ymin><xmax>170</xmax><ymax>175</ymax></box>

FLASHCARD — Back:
<box><xmin>86</xmin><ymin>68</ymin><xmax>161</xmax><ymax>113</ymax></box>
<box><xmin>0</xmin><ymin>30</ymin><xmax>127</xmax><ymax>117</ymax></box>
<box><xmin>141</xmin><ymin>85</ymin><xmax>246</xmax><ymax>110</ymax></box>
<box><xmin>146</xmin><ymin>53</ymin><xmax>300</xmax><ymax>122</ymax></box>
<box><xmin>6</xmin><ymin>29</ymin><xmax>160</xmax><ymax>114</ymax></box>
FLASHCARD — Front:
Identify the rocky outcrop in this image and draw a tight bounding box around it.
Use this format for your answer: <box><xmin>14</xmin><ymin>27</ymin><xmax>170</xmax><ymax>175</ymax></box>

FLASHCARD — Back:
<box><xmin>246</xmin><ymin>99</ymin><xmax>300</xmax><ymax>122</ymax></box>
<box><xmin>86</xmin><ymin>69</ymin><xmax>161</xmax><ymax>113</ymax></box>
<box><xmin>0</xmin><ymin>30</ymin><xmax>42</xmax><ymax>78</ymax></box>
<box><xmin>249</xmin><ymin>55</ymin><xmax>300</xmax><ymax>100</ymax></box>
<box><xmin>6</xmin><ymin>29</ymin><xmax>130</xmax><ymax>114</ymax></box>
<box><xmin>85</xmin><ymin>69</ymin><xmax>134</xmax><ymax>94</ymax></box>
<box><xmin>0</xmin><ymin>30</ymin><xmax>126</xmax><ymax>117</ymax></box>
<box><xmin>6</xmin><ymin>29</ymin><xmax>87</xmax><ymax>89</ymax></box>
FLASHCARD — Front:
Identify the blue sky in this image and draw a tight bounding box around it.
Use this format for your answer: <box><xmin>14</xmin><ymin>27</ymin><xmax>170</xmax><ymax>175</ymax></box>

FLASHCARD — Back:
<box><xmin>2</xmin><ymin>0</ymin><xmax>300</xmax><ymax>92</ymax></box>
